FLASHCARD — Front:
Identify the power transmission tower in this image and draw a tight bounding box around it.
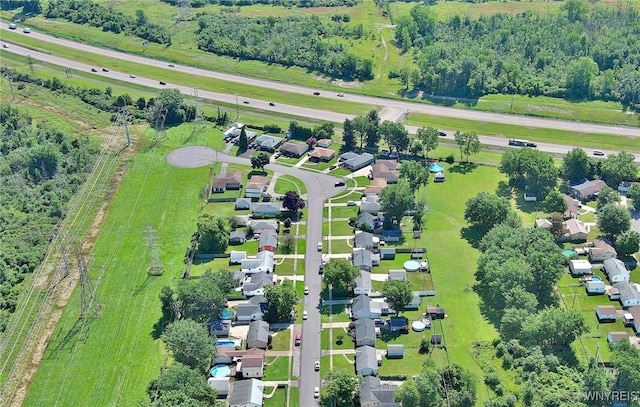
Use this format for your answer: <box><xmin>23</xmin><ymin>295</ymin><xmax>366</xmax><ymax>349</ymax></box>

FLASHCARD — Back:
<box><xmin>26</xmin><ymin>55</ymin><xmax>35</xmax><ymax>75</ymax></box>
<box><xmin>65</xmin><ymin>67</ymin><xmax>72</xmax><ymax>78</ymax></box>
<box><xmin>3</xmin><ymin>65</ymin><xmax>15</xmax><ymax>101</ymax></box>
<box><xmin>193</xmin><ymin>87</ymin><xmax>206</xmax><ymax>133</ymax></box>
<box><xmin>117</xmin><ymin>107</ymin><xmax>131</xmax><ymax>147</ymax></box>
<box><xmin>152</xmin><ymin>103</ymin><xmax>167</xmax><ymax>146</ymax></box>
<box><xmin>76</xmin><ymin>243</ymin><xmax>102</xmax><ymax>322</ymax></box>
<box><xmin>176</xmin><ymin>0</ymin><xmax>192</xmax><ymax>23</ymax></box>
<box><xmin>145</xmin><ymin>226</ymin><xmax>163</xmax><ymax>276</ymax></box>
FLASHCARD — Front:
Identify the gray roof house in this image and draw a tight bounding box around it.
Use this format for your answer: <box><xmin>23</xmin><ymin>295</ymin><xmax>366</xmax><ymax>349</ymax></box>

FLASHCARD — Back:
<box><xmin>251</xmin><ymin>202</ymin><xmax>281</xmax><ymax>217</ymax></box>
<box><xmin>357</xmin><ymin>213</ymin><xmax>378</xmax><ymax>230</ymax></box>
<box><xmin>388</xmin><ymin>269</ymin><xmax>407</xmax><ymax>281</ymax></box>
<box><xmin>246</xmin><ymin>320</ymin><xmax>270</xmax><ymax>349</ymax></box>
<box><xmin>255</xmin><ymin>134</ymin><xmax>284</xmax><ymax>152</ymax></box>
<box><xmin>360</xmin><ymin>376</ymin><xmax>399</xmax><ymax>407</ymax></box>
<box><xmin>568</xmin><ymin>179</ymin><xmax>608</xmax><ymax>202</ymax></box>
<box><xmin>229</xmin><ymin>230</ymin><xmax>247</xmax><ymax>245</ymax></box>
<box><xmin>250</xmin><ymin>219</ymin><xmax>278</xmax><ymax>235</ymax></box>
<box><xmin>386</xmin><ymin>344</ymin><xmax>404</xmax><ymax>359</ymax></box>
<box><xmin>354</xmin><ymin>270</ymin><xmax>372</xmax><ymax>296</ymax></box>
<box><xmin>355</xmin><ymin>346</ymin><xmax>379</xmax><ymax>376</ymax></box>
<box><xmin>360</xmin><ymin>201</ymin><xmax>383</xmax><ymax>214</ymax></box>
<box><xmin>353</xmin><ymin>248</ymin><xmax>374</xmax><ymax>271</ymax></box>
<box><xmin>613</xmin><ymin>282</ymin><xmax>640</xmax><ymax>308</ymax></box>
<box><xmin>236</xmin><ymin>303</ymin><xmax>264</xmax><ymax>323</ymax></box>
<box><xmin>230</xmin><ymin>251</ymin><xmax>247</xmax><ymax>265</ymax></box>
<box><xmin>382</xmin><ymin>229</ymin><xmax>402</xmax><ymax>242</ymax></box>
<box><xmin>352</xmin><ymin>294</ymin><xmax>382</xmax><ymax>320</ymax></box>
<box><xmin>603</xmin><ymin>258</ymin><xmax>630</xmax><ymax>283</ymax></box>
<box><xmin>279</xmin><ymin>141</ymin><xmax>309</xmax><ymax>158</ymax></box>
<box><xmin>340</xmin><ymin>152</ymin><xmax>375</xmax><ymax>171</ymax></box>
<box><xmin>235</xmin><ymin>198</ymin><xmax>252</xmax><ymax>210</ymax></box>
<box><xmin>232</xmin><ymin>215</ymin><xmax>250</xmax><ymax>227</ymax></box>
<box><xmin>404</xmin><ymin>294</ymin><xmax>421</xmax><ymax>310</ymax></box>
<box><xmin>354</xmin><ymin>232</ymin><xmax>376</xmax><ymax>250</ymax></box>
<box><xmin>354</xmin><ymin>318</ymin><xmax>377</xmax><ymax>347</ymax></box>
<box><xmin>589</xmin><ymin>238</ymin><xmax>617</xmax><ymax>262</ymax></box>
<box><xmin>242</xmin><ymin>271</ymin><xmax>275</xmax><ymax>297</ymax></box>
<box><xmin>258</xmin><ymin>230</ymin><xmax>278</xmax><ymax>252</ymax></box>
<box><xmin>228</xmin><ymin>378</ymin><xmax>264</xmax><ymax>407</ymax></box>
<box><xmin>241</xmin><ymin>251</ymin><xmax>275</xmax><ymax>274</ymax></box>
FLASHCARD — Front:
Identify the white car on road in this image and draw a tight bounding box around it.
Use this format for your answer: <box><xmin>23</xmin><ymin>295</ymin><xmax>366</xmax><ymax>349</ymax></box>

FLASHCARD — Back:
<box><xmin>302</xmin><ymin>311</ymin><xmax>308</xmax><ymax>320</ymax></box>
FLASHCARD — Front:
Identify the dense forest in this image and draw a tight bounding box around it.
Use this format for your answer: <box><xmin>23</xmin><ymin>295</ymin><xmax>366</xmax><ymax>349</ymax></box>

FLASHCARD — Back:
<box><xmin>0</xmin><ymin>105</ymin><xmax>98</xmax><ymax>332</ymax></box>
<box><xmin>394</xmin><ymin>1</ymin><xmax>640</xmax><ymax>107</ymax></box>
<box><xmin>162</xmin><ymin>0</ymin><xmax>360</xmax><ymax>7</ymax></box>
<box><xmin>197</xmin><ymin>14</ymin><xmax>374</xmax><ymax>80</ymax></box>
<box><xmin>44</xmin><ymin>0</ymin><xmax>171</xmax><ymax>44</ymax></box>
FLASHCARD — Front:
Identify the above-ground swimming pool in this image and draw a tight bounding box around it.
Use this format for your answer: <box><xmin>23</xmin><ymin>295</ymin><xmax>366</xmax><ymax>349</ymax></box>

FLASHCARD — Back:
<box><xmin>591</xmin><ymin>276</ymin><xmax>602</xmax><ymax>281</ymax></box>
<box><xmin>562</xmin><ymin>249</ymin><xmax>578</xmax><ymax>257</ymax></box>
<box><xmin>210</xmin><ymin>365</ymin><xmax>231</xmax><ymax>378</ymax></box>
<box><xmin>219</xmin><ymin>309</ymin><xmax>234</xmax><ymax>319</ymax></box>
<box><xmin>404</xmin><ymin>261</ymin><xmax>420</xmax><ymax>272</ymax></box>
<box><xmin>429</xmin><ymin>163</ymin><xmax>444</xmax><ymax>173</ymax></box>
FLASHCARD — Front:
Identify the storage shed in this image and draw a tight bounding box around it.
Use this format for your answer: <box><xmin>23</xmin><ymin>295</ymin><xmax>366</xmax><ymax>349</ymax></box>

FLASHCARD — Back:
<box><xmin>585</xmin><ymin>280</ymin><xmax>606</xmax><ymax>295</ymax></box>
<box><xmin>595</xmin><ymin>305</ymin><xmax>617</xmax><ymax>322</ymax></box>
<box><xmin>569</xmin><ymin>259</ymin><xmax>592</xmax><ymax>276</ymax></box>
<box><xmin>386</xmin><ymin>344</ymin><xmax>404</xmax><ymax>359</ymax></box>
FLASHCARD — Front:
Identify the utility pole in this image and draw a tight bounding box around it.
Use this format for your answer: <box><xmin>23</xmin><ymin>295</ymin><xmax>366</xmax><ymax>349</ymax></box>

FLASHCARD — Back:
<box><xmin>3</xmin><ymin>65</ymin><xmax>15</xmax><ymax>101</ymax></box>
<box><xmin>76</xmin><ymin>243</ymin><xmax>102</xmax><ymax>322</ymax></box>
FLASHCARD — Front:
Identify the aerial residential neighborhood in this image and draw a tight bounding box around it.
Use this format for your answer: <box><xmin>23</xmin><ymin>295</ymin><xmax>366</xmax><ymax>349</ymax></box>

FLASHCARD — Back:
<box><xmin>1</xmin><ymin>1</ymin><xmax>640</xmax><ymax>407</ymax></box>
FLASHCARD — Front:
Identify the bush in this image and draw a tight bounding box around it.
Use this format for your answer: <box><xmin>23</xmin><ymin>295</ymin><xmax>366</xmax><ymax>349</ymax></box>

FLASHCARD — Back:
<box><xmin>445</xmin><ymin>154</ymin><xmax>455</xmax><ymax>164</ymax></box>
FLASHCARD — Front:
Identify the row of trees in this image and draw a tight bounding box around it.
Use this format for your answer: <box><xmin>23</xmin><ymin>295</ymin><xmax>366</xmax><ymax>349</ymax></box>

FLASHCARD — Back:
<box><xmin>197</xmin><ymin>14</ymin><xmax>373</xmax><ymax>80</ymax></box>
<box><xmin>162</xmin><ymin>0</ymin><xmax>360</xmax><ymax>7</ymax></box>
<box><xmin>394</xmin><ymin>2</ymin><xmax>640</xmax><ymax>107</ymax></box>
<box><xmin>45</xmin><ymin>0</ymin><xmax>171</xmax><ymax>44</ymax></box>
<box><xmin>0</xmin><ymin>105</ymin><xmax>97</xmax><ymax>332</ymax></box>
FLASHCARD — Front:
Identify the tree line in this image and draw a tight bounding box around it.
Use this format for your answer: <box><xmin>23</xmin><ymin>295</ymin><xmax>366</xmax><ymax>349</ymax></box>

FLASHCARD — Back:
<box><xmin>394</xmin><ymin>1</ymin><xmax>640</xmax><ymax>109</ymax></box>
<box><xmin>44</xmin><ymin>0</ymin><xmax>171</xmax><ymax>45</ymax></box>
<box><xmin>0</xmin><ymin>105</ymin><xmax>97</xmax><ymax>333</ymax></box>
<box><xmin>197</xmin><ymin>14</ymin><xmax>373</xmax><ymax>81</ymax></box>
<box><xmin>162</xmin><ymin>0</ymin><xmax>359</xmax><ymax>7</ymax></box>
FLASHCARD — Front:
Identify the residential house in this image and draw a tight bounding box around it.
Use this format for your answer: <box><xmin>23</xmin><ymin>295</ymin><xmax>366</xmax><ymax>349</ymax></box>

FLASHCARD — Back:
<box><xmin>603</xmin><ymin>258</ymin><xmax>630</xmax><ymax>283</ymax></box>
<box><xmin>229</xmin><ymin>230</ymin><xmax>247</xmax><ymax>245</ymax></box>
<box><xmin>374</xmin><ymin>300</ymin><xmax>393</xmax><ymax>316</ymax></box>
<box><xmin>241</xmin><ymin>251</ymin><xmax>275</xmax><ymax>274</ymax></box>
<box><xmin>360</xmin><ymin>201</ymin><xmax>383</xmax><ymax>215</ymax></box>
<box><xmin>316</xmin><ymin>138</ymin><xmax>332</xmax><ymax>148</ymax></box>
<box><xmin>388</xmin><ymin>316</ymin><xmax>409</xmax><ymax>333</ymax></box>
<box><xmin>232</xmin><ymin>215</ymin><xmax>250</xmax><ymax>228</ymax></box>
<box><xmin>354</xmin><ymin>318</ymin><xmax>377</xmax><ymax>347</ymax></box>
<box><xmin>236</xmin><ymin>303</ymin><xmax>264</xmax><ymax>323</ymax></box>
<box><xmin>613</xmin><ymin>282</ymin><xmax>640</xmax><ymax>308</ymax></box>
<box><xmin>258</xmin><ymin>231</ymin><xmax>278</xmax><ymax>253</ymax></box>
<box><xmin>223</xmin><ymin>122</ymin><xmax>245</xmax><ymax>137</ymax></box>
<box><xmin>586</xmin><ymin>280</ymin><xmax>606</xmax><ymax>295</ymax></box>
<box><xmin>250</xmin><ymin>219</ymin><xmax>278</xmax><ymax>235</ymax></box>
<box><xmin>255</xmin><ymin>134</ymin><xmax>284</xmax><ymax>152</ymax></box>
<box><xmin>607</xmin><ymin>332</ymin><xmax>630</xmax><ymax>344</ymax></box>
<box><xmin>569</xmin><ymin>259</ymin><xmax>592</xmax><ymax>276</ymax></box>
<box><xmin>354</xmin><ymin>270</ymin><xmax>372</xmax><ymax>296</ymax></box>
<box><xmin>251</xmin><ymin>202</ymin><xmax>281</xmax><ymax>217</ymax></box>
<box><xmin>535</xmin><ymin>218</ymin><xmax>552</xmax><ymax>229</ymax></box>
<box><xmin>228</xmin><ymin>378</ymin><xmax>264</xmax><ymax>407</ymax></box>
<box><xmin>359</xmin><ymin>376</ymin><xmax>399</xmax><ymax>407</ymax></box>
<box><xmin>355</xmin><ymin>346</ymin><xmax>379</xmax><ymax>376</ymax></box>
<box><xmin>353</xmin><ymin>248</ymin><xmax>379</xmax><ymax>271</ymax></box>
<box><xmin>209</xmin><ymin>320</ymin><xmax>231</xmax><ymax>337</ymax></box>
<box><xmin>388</xmin><ymin>269</ymin><xmax>407</xmax><ymax>281</ymax></box>
<box><xmin>309</xmin><ymin>147</ymin><xmax>335</xmax><ymax>162</ymax></box>
<box><xmin>608</xmin><ymin>287</ymin><xmax>621</xmax><ymax>300</ymax></box>
<box><xmin>208</xmin><ymin>377</ymin><xmax>231</xmax><ymax>397</ymax></box>
<box><xmin>404</xmin><ymin>294</ymin><xmax>421</xmax><ymax>310</ymax></box>
<box><xmin>245</xmin><ymin>176</ymin><xmax>268</xmax><ymax>199</ymax></box>
<box><xmin>628</xmin><ymin>306</ymin><xmax>640</xmax><ymax>333</ymax></box>
<box><xmin>568</xmin><ymin>179</ymin><xmax>608</xmax><ymax>202</ymax></box>
<box><xmin>589</xmin><ymin>238</ymin><xmax>617</xmax><ymax>262</ymax></box>
<box><xmin>562</xmin><ymin>218</ymin><xmax>588</xmax><ymax>241</ymax></box>
<box><xmin>595</xmin><ymin>305</ymin><xmax>618</xmax><ymax>322</ymax></box>
<box><xmin>235</xmin><ymin>198</ymin><xmax>252</xmax><ymax>210</ymax></box>
<box><xmin>380</xmin><ymin>248</ymin><xmax>396</xmax><ymax>260</ymax></box>
<box><xmin>246</xmin><ymin>320</ymin><xmax>270</xmax><ymax>349</ymax></box>
<box><xmin>215</xmin><ymin>347</ymin><xmax>264</xmax><ymax>365</ymax></box>
<box><xmin>354</xmin><ymin>232</ymin><xmax>377</xmax><ymax>250</ymax></box>
<box><xmin>357</xmin><ymin>213</ymin><xmax>379</xmax><ymax>231</ymax></box>
<box><xmin>340</xmin><ymin>152</ymin><xmax>375</xmax><ymax>171</ymax></box>
<box><xmin>352</xmin><ymin>294</ymin><xmax>382</xmax><ymax>320</ymax></box>
<box><xmin>364</xmin><ymin>179</ymin><xmax>387</xmax><ymax>196</ymax></box>
<box><xmin>382</xmin><ymin>230</ymin><xmax>402</xmax><ymax>243</ymax></box>
<box><xmin>242</xmin><ymin>272</ymin><xmax>274</xmax><ymax>297</ymax></box>
<box><xmin>370</xmin><ymin>160</ymin><xmax>400</xmax><ymax>183</ymax></box>
<box><xmin>563</xmin><ymin>194</ymin><xmax>580</xmax><ymax>219</ymax></box>
<box><xmin>240</xmin><ymin>353</ymin><xmax>265</xmax><ymax>378</ymax></box>
<box><xmin>230</xmin><ymin>251</ymin><xmax>247</xmax><ymax>265</ymax></box>
<box><xmin>386</xmin><ymin>345</ymin><xmax>404</xmax><ymax>360</ymax></box>
<box><xmin>213</xmin><ymin>171</ymin><xmax>243</xmax><ymax>193</ymax></box>
<box><xmin>279</xmin><ymin>141</ymin><xmax>309</xmax><ymax>158</ymax></box>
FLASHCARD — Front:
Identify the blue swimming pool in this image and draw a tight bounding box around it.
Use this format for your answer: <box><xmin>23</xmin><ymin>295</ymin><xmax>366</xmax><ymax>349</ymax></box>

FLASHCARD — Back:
<box><xmin>591</xmin><ymin>276</ymin><xmax>602</xmax><ymax>281</ymax></box>
<box><xmin>219</xmin><ymin>309</ymin><xmax>234</xmax><ymax>319</ymax></box>
<box><xmin>217</xmin><ymin>340</ymin><xmax>237</xmax><ymax>348</ymax></box>
<box><xmin>210</xmin><ymin>365</ymin><xmax>231</xmax><ymax>378</ymax></box>
<box><xmin>429</xmin><ymin>163</ymin><xmax>444</xmax><ymax>173</ymax></box>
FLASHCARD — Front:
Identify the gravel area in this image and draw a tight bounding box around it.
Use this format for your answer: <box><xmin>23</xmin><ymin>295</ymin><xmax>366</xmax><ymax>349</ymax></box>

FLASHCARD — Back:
<box><xmin>167</xmin><ymin>146</ymin><xmax>218</xmax><ymax>168</ymax></box>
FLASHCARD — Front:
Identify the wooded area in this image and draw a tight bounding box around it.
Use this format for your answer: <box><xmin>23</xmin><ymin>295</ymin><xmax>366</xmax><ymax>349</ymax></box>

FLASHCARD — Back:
<box><xmin>0</xmin><ymin>105</ymin><xmax>97</xmax><ymax>332</ymax></box>
<box><xmin>161</xmin><ymin>0</ymin><xmax>360</xmax><ymax>7</ymax></box>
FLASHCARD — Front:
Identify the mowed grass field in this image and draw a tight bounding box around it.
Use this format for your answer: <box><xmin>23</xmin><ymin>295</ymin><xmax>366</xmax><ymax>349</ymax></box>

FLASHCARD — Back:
<box><xmin>24</xmin><ymin>128</ymin><xmax>214</xmax><ymax>406</ymax></box>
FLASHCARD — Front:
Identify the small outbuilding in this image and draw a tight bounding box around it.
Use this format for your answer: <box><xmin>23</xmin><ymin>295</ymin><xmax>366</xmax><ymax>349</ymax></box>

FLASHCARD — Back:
<box><xmin>386</xmin><ymin>344</ymin><xmax>404</xmax><ymax>359</ymax></box>
<box><xmin>569</xmin><ymin>259</ymin><xmax>592</xmax><ymax>276</ymax></box>
<box><xmin>595</xmin><ymin>305</ymin><xmax>618</xmax><ymax>322</ymax></box>
<box><xmin>607</xmin><ymin>332</ymin><xmax>630</xmax><ymax>344</ymax></box>
<box><xmin>586</xmin><ymin>280</ymin><xmax>606</xmax><ymax>295</ymax></box>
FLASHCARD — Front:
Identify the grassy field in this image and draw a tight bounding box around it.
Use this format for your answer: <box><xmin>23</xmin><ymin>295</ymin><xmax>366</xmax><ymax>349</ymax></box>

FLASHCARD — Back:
<box><xmin>274</xmin><ymin>175</ymin><xmax>308</xmax><ymax>195</ymax></box>
<box><xmin>23</xmin><ymin>125</ymin><xmax>216</xmax><ymax>406</ymax></box>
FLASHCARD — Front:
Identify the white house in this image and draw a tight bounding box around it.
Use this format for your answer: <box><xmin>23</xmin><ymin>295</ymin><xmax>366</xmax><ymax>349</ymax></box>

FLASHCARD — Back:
<box><xmin>355</xmin><ymin>346</ymin><xmax>379</xmax><ymax>376</ymax></box>
<box><xmin>628</xmin><ymin>306</ymin><xmax>640</xmax><ymax>333</ymax></box>
<box><xmin>588</xmin><ymin>238</ymin><xmax>617</xmax><ymax>262</ymax></box>
<box><xmin>245</xmin><ymin>176</ymin><xmax>268</xmax><ymax>199</ymax></box>
<box><xmin>586</xmin><ymin>280</ymin><xmax>606</xmax><ymax>295</ymax></box>
<box><xmin>351</xmin><ymin>294</ymin><xmax>382</xmax><ymax>320</ymax></box>
<box><xmin>354</xmin><ymin>318</ymin><xmax>377</xmax><ymax>347</ymax></box>
<box><xmin>595</xmin><ymin>305</ymin><xmax>618</xmax><ymax>322</ymax></box>
<box><xmin>228</xmin><ymin>379</ymin><xmax>264</xmax><ymax>407</ymax></box>
<box><xmin>614</xmin><ymin>281</ymin><xmax>640</xmax><ymax>308</ymax></box>
<box><xmin>603</xmin><ymin>258</ymin><xmax>630</xmax><ymax>283</ymax></box>
<box><xmin>242</xmin><ymin>272</ymin><xmax>275</xmax><ymax>297</ymax></box>
<box><xmin>569</xmin><ymin>259</ymin><xmax>592</xmax><ymax>276</ymax></box>
<box><xmin>241</xmin><ymin>251</ymin><xmax>275</xmax><ymax>274</ymax></box>
<box><xmin>230</xmin><ymin>251</ymin><xmax>247</xmax><ymax>265</ymax></box>
<box><xmin>354</xmin><ymin>270</ymin><xmax>372</xmax><ymax>296</ymax></box>
<box><xmin>240</xmin><ymin>353</ymin><xmax>265</xmax><ymax>378</ymax></box>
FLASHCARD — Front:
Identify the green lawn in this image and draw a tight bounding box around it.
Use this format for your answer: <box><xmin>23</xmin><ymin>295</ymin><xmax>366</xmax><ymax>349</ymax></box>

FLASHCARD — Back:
<box><xmin>270</xmin><ymin>329</ymin><xmax>291</xmax><ymax>352</ymax></box>
<box><xmin>264</xmin><ymin>356</ymin><xmax>291</xmax><ymax>381</ymax></box>
<box><xmin>319</xmin><ymin>305</ymin><xmax>351</xmax><ymax>323</ymax></box>
<box><xmin>331</xmin><ymin>191</ymin><xmax>364</xmax><ymax>204</ymax></box>
<box><xmin>275</xmin><ymin>258</ymin><xmax>296</xmax><ymax>276</ymax></box>
<box><xmin>328</xmin><ymin>206</ymin><xmax>359</xmax><ymax>219</ymax></box>
<box><xmin>330</xmin><ymin>238</ymin><xmax>353</xmax><ymax>254</ymax></box>
<box><xmin>324</xmin><ymin>220</ymin><xmax>355</xmax><ymax>236</ymax></box>
<box><xmin>25</xmin><ymin>133</ymin><xmax>210</xmax><ymax>406</ymax></box>
<box><xmin>263</xmin><ymin>386</ymin><xmax>286</xmax><ymax>407</ymax></box>
<box><xmin>274</xmin><ymin>174</ymin><xmax>308</xmax><ymax>195</ymax></box>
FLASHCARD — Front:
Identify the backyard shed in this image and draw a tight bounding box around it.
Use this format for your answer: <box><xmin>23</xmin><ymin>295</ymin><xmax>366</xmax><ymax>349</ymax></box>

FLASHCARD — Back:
<box><xmin>595</xmin><ymin>305</ymin><xmax>617</xmax><ymax>322</ymax></box>
<box><xmin>569</xmin><ymin>259</ymin><xmax>592</xmax><ymax>276</ymax></box>
<box><xmin>607</xmin><ymin>332</ymin><xmax>630</xmax><ymax>344</ymax></box>
<box><xmin>229</xmin><ymin>251</ymin><xmax>247</xmax><ymax>265</ymax></box>
<box><xmin>586</xmin><ymin>280</ymin><xmax>606</xmax><ymax>295</ymax></box>
<box><xmin>386</xmin><ymin>344</ymin><xmax>404</xmax><ymax>359</ymax></box>
<box><xmin>426</xmin><ymin>306</ymin><xmax>445</xmax><ymax>320</ymax></box>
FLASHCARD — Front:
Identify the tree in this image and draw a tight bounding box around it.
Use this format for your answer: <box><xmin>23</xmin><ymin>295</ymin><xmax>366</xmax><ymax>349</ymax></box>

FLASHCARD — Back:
<box><xmin>204</xmin><ymin>269</ymin><xmax>238</xmax><ymax>296</ymax></box>
<box><xmin>352</xmin><ymin>116</ymin><xmax>369</xmax><ymax>150</ymax></box>
<box><xmin>147</xmin><ymin>363</ymin><xmax>217</xmax><ymax>405</ymax></box>
<box><xmin>562</xmin><ymin>148</ymin><xmax>591</xmax><ymax>180</ymax></box>
<box><xmin>365</xmin><ymin>109</ymin><xmax>380</xmax><ymax>148</ymax></box>
<box><xmin>610</xmin><ymin>341</ymin><xmax>640</xmax><ymax>395</ymax></box>
<box><xmin>380</xmin><ymin>120</ymin><xmax>410</xmax><ymax>156</ymax></box>
<box><xmin>395</xmin><ymin>377</ymin><xmax>421</xmax><ymax>406</ymax></box>
<box><xmin>416</xmin><ymin>126</ymin><xmax>439</xmax><ymax>160</ymax></box>
<box><xmin>238</xmin><ymin>127</ymin><xmax>248</xmax><ymax>152</ymax></box>
<box><xmin>397</xmin><ymin>360</ymin><xmax>476</xmax><ymax>407</ymax></box>
<box><xmin>412</xmin><ymin>199</ymin><xmax>427</xmax><ymax>231</ymax></box>
<box><xmin>453</xmin><ymin>131</ymin><xmax>481</xmax><ymax>162</ymax></box>
<box><xmin>312</xmin><ymin>122</ymin><xmax>334</xmax><ymax>140</ymax></box>
<box><xmin>380</xmin><ymin>181</ymin><xmax>415</xmax><ymax>223</ymax></box>
<box><xmin>283</xmin><ymin>218</ymin><xmax>292</xmax><ymax>230</ymax></box>
<box><xmin>562</xmin><ymin>0</ymin><xmax>589</xmax><ymax>22</ymax></box>
<box><xmin>596</xmin><ymin>186</ymin><xmax>621</xmax><ymax>209</ymax></box>
<box><xmin>565</xmin><ymin>57</ymin><xmax>598</xmax><ymax>99</ymax></box>
<box><xmin>155</xmin><ymin>88</ymin><xmax>185</xmax><ymax>125</ymax></box>
<box><xmin>549</xmin><ymin>212</ymin><xmax>566</xmax><ymax>241</ymax></box>
<box><xmin>464</xmin><ymin>192</ymin><xmax>511</xmax><ymax>231</ymax></box>
<box><xmin>626</xmin><ymin>183</ymin><xmax>640</xmax><ymax>208</ymax></box>
<box><xmin>382</xmin><ymin>280</ymin><xmax>412</xmax><ymax>314</ymax></box>
<box><xmin>323</xmin><ymin>259</ymin><xmax>360</xmax><ymax>294</ymax></box>
<box><xmin>499</xmin><ymin>148</ymin><xmax>558</xmax><ymax>199</ymax></box>
<box><xmin>321</xmin><ymin>369</ymin><xmax>360</xmax><ymax>407</ymax></box>
<box><xmin>250</xmin><ymin>153</ymin><xmax>270</xmax><ymax>171</ymax></box>
<box><xmin>342</xmin><ymin>118</ymin><xmax>356</xmax><ymax>150</ymax></box>
<box><xmin>282</xmin><ymin>191</ymin><xmax>305</xmax><ymax>213</ymax></box>
<box><xmin>264</xmin><ymin>280</ymin><xmax>297</xmax><ymax>322</ymax></box>
<box><xmin>409</xmin><ymin>141</ymin><xmax>423</xmax><ymax>158</ymax></box>
<box><xmin>542</xmin><ymin>189</ymin><xmax>568</xmax><ymax>214</ymax></box>
<box><xmin>601</xmin><ymin>151</ymin><xmax>637</xmax><ymax>187</ymax></box>
<box><xmin>196</xmin><ymin>214</ymin><xmax>229</xmax><ymax>254</ymax></box>
<box><xmin>399</xmin><ymin>161</ymin><xmax>429</xmax><ymax>190</ymax></box>
<box><xmin>520</xmin><ymin>307</ymin><xmax>589</xmax><ymax>351</ymax></box>
<box><xmin>162</xmin><ymin>319</ymin><xmax>216</xmax><ymax>372</ymax></box>
<box><xmin>175</xmin><ymin>275</ymin><xmax>226</xmax><ymax>323</ymax></box>
<box><xmin>597</xmin><ymin>203</ymin><xmax>631</xmax><ymax>237</ymax></box>
<box><xmin>615</xmin><ymin>230</ymin><xmax>640</xmax><ymax>256</ymax></box>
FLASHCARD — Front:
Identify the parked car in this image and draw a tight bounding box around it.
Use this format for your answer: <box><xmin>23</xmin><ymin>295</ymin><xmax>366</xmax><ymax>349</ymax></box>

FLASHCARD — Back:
<box><xmin>380</xmin><ymin>150</ymin><xmax>390</xmax><ymax>157</ymax></box>
<box><xmin>337</xmin><ymin>93</ymin><xmax>344</xmax><ymax>97</ymax></box>
<box><xmin>439</xmin><ymin>131</ymin><xmax>447</xmax><ymax>137</ymax></box>
<box><xmin>389</xmin><ymin>152</ymin><xmax>398</xmax><ymax>159</ymax></box>
<box><xmin>91</xmin><ymin>68</ymin><xmax>98</xmax><ymax>72</ymax></box>
<box><xmin>9</xmin><ymin>23</ymin><xmax>17</xmax><ymax>29</ymax></box>
<box><xmin>159</xmin><ymin>81</ymin><xmax>166</xmax><ymax>85</ymax></box>
<box><xmin>347</xmin><ymin>201</ymin><xmax>356</xmax><ymax>206</ymax></box>
<box><xmin>314</xmin><ymin>387</ymin><xmax>320</xmax><ymax>398</ymax></box>
<box><xmin>313</xmin><ymin>91</ymin><xmax>320</xmax><ymax>96</ymax></box>
<box><xmin>334</xmin><ymin>181</ymin><xmax>345</xmax><ymax>187</ymax></box>
<box><xmin>593</xmin><ymin>150</ymin><xmax>605</xmax><ymax>156</ymax></box>
<box><xmin>314</xmin><ymin>361</ymin><xmax>320</xmax><ymax>371</ymax></box>
<box><xmin>102</xmin><ymin>68</ymin><xmax>109</xmax><ymax>72</ymax></box>
<box><xmin>329</xmin><ymin>165</ymin><xmax>337</xmax><ymax>170</ymax></box>
<box><xmin>317</xmin><ymin>242</ymin><xmax>323</xmax><ymax>251</ymax></box>
<box><xmin>302</xmin><ymin>310</ymin><xmax>308</xmax><ymax>320</ymax></box>
<box><xmin>304</xmin><ymin>286</ymin><xmax>309</xmax><ymax>295</ymax></box>
<box><xmin>269</xmin><ymin>102</ymin><xmax>275</xmax><ymax>106</ymax></box>
<box><xmin>22</xmin><ymin>28</ymin><xmax>31</xmax><ymax>33</ymax></box>
<box><xmin>295</xmin><ymin>333</ymin><xmax>301</xmax><ymax>346</ymax></box>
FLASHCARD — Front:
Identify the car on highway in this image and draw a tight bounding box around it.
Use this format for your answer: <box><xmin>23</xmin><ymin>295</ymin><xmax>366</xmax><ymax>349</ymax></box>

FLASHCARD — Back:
<box><xmin>314</xmin><ymin>361</ymin><xmax>320</xmax><ymax>371</ymax></box>
<box><xmin>304</xmin><ymin>286</ymin><xmax>309</xmax><ymax>295</ymax></box>
<box><xmin>593</xmin><ymin>150</ymin><xmax>605</xmax><ymax>156</ymax></box>
<box><xmin>313</xmin><ymin>91</ymin><xmax>320</xmax><ymax>95</ymax></box>
<box><xmin>295</xmin><ymin>333</ymin><xmax>301</xmax><ymax>346</ymax></box>
<box><xmin>317</xmin><ymin>242</ymin><xmax>323</xmax><ymax>251</ymax></box>
<box><xmin>2</xmin><ymin>44</ymin><xmax>8</xmax><ymax>48</ymax></box>
<box><xmin>439</xmin><ymin>131</ymin><xmax>447</xmax><ymax>137</ymax></box>
<box><xmin>337</xmin><ymin>93</ymin><xmax>344</xmax><ymax>97</ymax></box>
<box><xmin>91</xmin><ymin>68</ymin><xmax>98</xmax><ymax>72</ymax></box>
<box><xmin>102</xmin><ymin>68</ymin><xmax>109</xmax><ymax>72</ymax></box>
<box><xmin>23</xmin><ymin>28</ymin><xmax>31</xmax><ymax>33</ymax></box>
<box><xmin>168</xmin><ymin>63</ymin><xmax>175</xmax><ymax>67</ymax></box>
<box><xmin>334</xmin><ymin>181</ymin><xmax>345</xmax><ymax>187</ymax></box>
<box><xmin>314</xmin><ymin>387</ymin><xmax>320</xmax><ymax>398</ymax></box>
<box><xmin>302</xmin><ymin>310</ymin><xmax>308</xmax><ymax>320</ymax></box>
<box><xmin>159</xmin><ymin>81</ymin><xmax>166</xmax><ymax>85</ymax></box>
<box><xmin>129</xmin><ymin>74</ymin><xmax>136</xmax><ymax>78</ymax></box>
<box><xmin>243</xmin><ymin>100</ymin><xmax>249</xmax><ymax>104</ymax></box>
<box><xmin>526</xmin><ymin>142</ymin><xmax>537</xmax><ymax>148</ymax></box>
<box><xmin>9</xmin><ymin>23</ymin><xmax>17</xmax><ymax>29</ymax></box>
<box><xmin>269</xmin><ymin>102</ymin><xmax>275</xmax><ymax>106</ymax></box>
